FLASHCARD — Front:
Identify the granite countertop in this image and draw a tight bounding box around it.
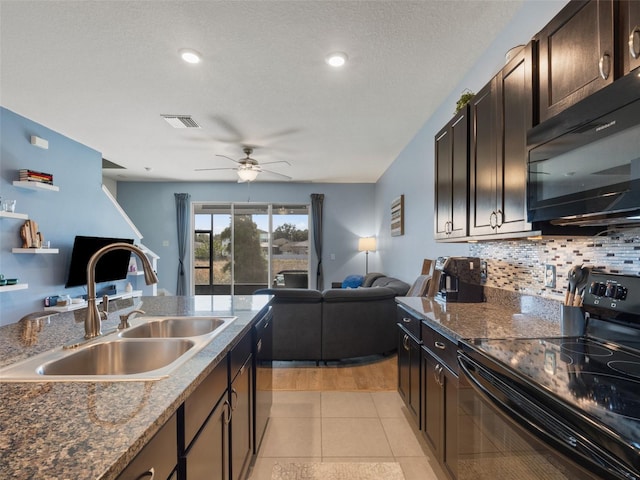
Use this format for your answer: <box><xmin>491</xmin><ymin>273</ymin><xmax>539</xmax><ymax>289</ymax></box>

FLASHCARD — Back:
<box><xmin>396</xmin><ymin>289</ymin><xmax>563</xmax><ymax>341</ymax></box>
<box><xmin>0</xmin><ymin>294</ymin><xmax>270</xmax><ymax>480</ymax></box>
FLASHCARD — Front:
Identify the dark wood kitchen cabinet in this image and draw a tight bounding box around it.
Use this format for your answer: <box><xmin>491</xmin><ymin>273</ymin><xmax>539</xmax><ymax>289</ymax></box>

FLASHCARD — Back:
<box><xmin>397</xmin><ymin>306</ymin><xmax>422</xmax><ymax>425</ymax></box>
<box><xmin>469</xmin><ymin>44</ymin><xmax>532</xmax><ymax>237</ymax></box>
<box><xmin>253</xmin><ymin>310</ymin><xmax>273</xmax><ymax>454</ymax></box>
<box><xmin>182</xmin><ymin>358</ymin><xmax>230</xmax><ymax>480</ymax></box>
<box><xmin>622</xmin><ymin>0</ymin><xmax>640</xmax><ymax>74</ymax></box>
<box><xmin>421</xmin><ymin>323</ymin><xmax>458</xmax><ymax>480</ymax></box>
<box><xmin>435</xmin><ymin>105</ymin><xmax>469</xmax><ymax>240</ymax></box>
<box><xmin>229</xmin><ymin>332</ymin><xmax>254</xmax><ymax>480</ymax></box>
<box><xmin>116</xmin><ymin>413</ymin><xmax>178</xmax><ymax>480</ymax></box>
<box><xmin>536</xmin><ymin>0</ymin><xmax>615</xmax><ymax>123</ymax></box>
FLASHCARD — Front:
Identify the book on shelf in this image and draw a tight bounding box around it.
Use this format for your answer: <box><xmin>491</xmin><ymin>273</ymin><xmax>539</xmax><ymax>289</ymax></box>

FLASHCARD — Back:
<box><xmin>19</xmin><ymin>169</ymin><xmax>54</xmax><ymax>185</ymax></box>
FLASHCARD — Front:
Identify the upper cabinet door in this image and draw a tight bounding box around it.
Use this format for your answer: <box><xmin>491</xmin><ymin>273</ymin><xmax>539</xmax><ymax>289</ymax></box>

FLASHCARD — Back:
<box><xmin>537</xmin><ymin>0</ymin><xmax>615</xmax><ymax>123</ymax></box>
<box><xmin>622</xmin><ymin>0</ymin><xmax>640</xmax><ymax>74</ymax></box>
<box><xmin>434</xmin><ymin>107</ymin><xmax>469</xmax><ymax>240</ymax></box>
<box><xmin>469</xmin><ymin>79</ymin><xmax>498</xmax><ymax>236</ymax></box>
<box><xmin>469</xmin><ymin>44</ymin><xmax>533</xmax><ymax>238</ymax></box>
<box><xmin>496</xmin><ymin>44</ymin><xmax>532</xmax><ymax>234</ymax></box>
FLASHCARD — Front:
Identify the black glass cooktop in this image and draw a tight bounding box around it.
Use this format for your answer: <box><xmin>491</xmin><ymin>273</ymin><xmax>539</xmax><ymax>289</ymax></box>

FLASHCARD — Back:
<box><xmin>471</xmin><ymin>336</ymin><xmax>640</xmax><ymax>420</ymax></box>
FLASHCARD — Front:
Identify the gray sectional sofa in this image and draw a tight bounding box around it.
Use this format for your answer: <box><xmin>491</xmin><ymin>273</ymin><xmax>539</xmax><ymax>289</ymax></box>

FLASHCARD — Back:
<box><xmin>256</xmin><ymin>273</ymin><xmax>410</xmax><ymax>362</ymax></box>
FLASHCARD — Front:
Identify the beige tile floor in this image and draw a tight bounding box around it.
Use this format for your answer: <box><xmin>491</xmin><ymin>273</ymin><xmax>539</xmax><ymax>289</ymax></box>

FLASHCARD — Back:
<box><xmin>248</xmin><ymin>391</ymin><xmax>446</xmax><ymax>480</ymax></box>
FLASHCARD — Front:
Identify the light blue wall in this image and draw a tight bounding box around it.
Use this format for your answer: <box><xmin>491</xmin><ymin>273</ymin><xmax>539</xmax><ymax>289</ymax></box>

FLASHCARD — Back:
<box><xmin>375</xmin><ymin>0</ymin><xmax>568</xmax><ymax>281</ymax></box>
<box><xmin>116</xmin><ymin>182</ymin><xmax>376</xmax><ymax>294</ymax></box>
<box><xmin>0</xmin><ymin>108</ymin><xmax>142</xmax><ymax>325</ymax></box>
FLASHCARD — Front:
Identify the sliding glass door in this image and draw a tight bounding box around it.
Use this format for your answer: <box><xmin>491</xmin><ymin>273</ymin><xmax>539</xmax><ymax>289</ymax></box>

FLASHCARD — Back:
<box><xmin>193</xmin><ymin>203</ymin><xmax>309</xmax><ymax>295</ymax></box>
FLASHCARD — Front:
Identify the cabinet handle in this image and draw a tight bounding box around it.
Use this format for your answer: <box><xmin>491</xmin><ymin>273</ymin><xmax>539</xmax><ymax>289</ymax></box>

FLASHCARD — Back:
<box><xmin>402</xmin><ymin>317</ymin><xmax>412</xmax><ymax>323</ymax></box>
<box><xmin>631</xmin><ymin>27</ymin><xmax>640</xmax><ymax>59</ymax></box>
<box><xmin>223</xmin><ymin>399</ymin><xmax>231</xmax><ymax>425</ymax></box>
<box><xmin>434</xmin><ymin>341</ymin><xmax>446</xmax><ymax>350</ymax></box>
<box><xmin>598</xmin><ymin>53</ymin><xmax>611</xmax><ymax>80</ymax></box>
<box><xmin>496</xmin><ymin>209</ymin><xmax>503</xmax><ymax>227</ymax></box>
<box><xmin>403</xmin><ymin>334</ymin><xmax>410</xmax><ymax>351</ymax></box>
<box><xmin>134</xmin><ymin>468</ymin><xmax>155</xmax><ymax>480</ymax></box>
<box><xmin>433</xmin><ymin>364</ymin><xmax>444</xmax><ymax>387</ymax></box>
<box><xmin>231</xmin><ymin>388</ymin><xmax>238</xmax><ymax>411</ymax></box>
<box><xmin>489</xmin><ymin>211</ymin><xmax>497</xmax><ymax>229</ymax></box>
<box><xmin>257</xmin><ymin>339</ymin><xmax>262</xmax><ymax>353</ymax></box>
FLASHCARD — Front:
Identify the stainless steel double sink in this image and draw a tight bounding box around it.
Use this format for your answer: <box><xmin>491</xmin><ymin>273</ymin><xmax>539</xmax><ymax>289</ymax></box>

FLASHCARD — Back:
<box><xmin>0</xmin><ymin>316</ymin><xmax>236</xmax><ymax>382</ymax></box>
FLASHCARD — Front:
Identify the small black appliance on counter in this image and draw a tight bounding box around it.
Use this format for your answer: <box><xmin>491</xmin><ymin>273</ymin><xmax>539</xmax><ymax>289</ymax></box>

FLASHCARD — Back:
<box><xmin>433</xmin><ymin>256</ymin><xmax>483</xmax><ymax>303</ymax></box>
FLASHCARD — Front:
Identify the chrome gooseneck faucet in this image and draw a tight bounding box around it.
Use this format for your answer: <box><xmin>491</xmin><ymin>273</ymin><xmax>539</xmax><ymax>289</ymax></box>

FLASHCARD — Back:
<box><xmin>84</xmin><ymin>243</ymin><xmax>158</xmax><ymax>339</ymax></box>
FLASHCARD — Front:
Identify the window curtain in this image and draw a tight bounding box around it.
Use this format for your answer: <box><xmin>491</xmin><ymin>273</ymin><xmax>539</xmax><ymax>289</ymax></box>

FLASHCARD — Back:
<box><xmin>175</xmin><ymin>193</ymin><xmax>191</xmax><ymax>295</ymax></box>
<box><xmin>310</xmin><ymin>193</ymin><xmax>324</xmax><ymax>290</ymax></box>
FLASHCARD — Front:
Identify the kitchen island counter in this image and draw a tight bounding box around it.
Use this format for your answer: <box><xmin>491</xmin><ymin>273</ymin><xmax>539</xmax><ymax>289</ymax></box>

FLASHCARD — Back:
<box><xmin>0</xmin><ymin>295</ymin><xmax>270</xmax><ymax>480</ymax></box>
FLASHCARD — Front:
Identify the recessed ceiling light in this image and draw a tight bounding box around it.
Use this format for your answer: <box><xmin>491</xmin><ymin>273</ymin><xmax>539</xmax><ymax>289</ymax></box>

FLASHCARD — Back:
<box><xmin>179</xmin><ymin>48</ymin><xmax>202</xmax><ymax>64</ymax></box>
<box><xmin>325</xmin><ymin>52</ymin><xmax>348</xmax><ymax>68</ymax></box>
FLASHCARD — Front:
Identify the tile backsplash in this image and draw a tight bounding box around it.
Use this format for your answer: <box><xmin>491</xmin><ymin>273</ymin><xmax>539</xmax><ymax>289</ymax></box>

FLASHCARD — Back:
<box><xmin>469</xmin><ymin>228</ymin><xmax>640</xmax><ymax>301</ymax></box>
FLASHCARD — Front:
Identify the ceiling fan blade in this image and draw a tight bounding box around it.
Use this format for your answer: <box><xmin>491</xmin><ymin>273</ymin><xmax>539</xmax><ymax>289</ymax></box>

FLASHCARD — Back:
<box><xmin>260</xmin><ymin>160</ymin><xmax>291</xmax><ymax>166</ymax></box>
<box><xmin>194</xmin><ymin>167</ymin><xmax>237</xmax><ymax>172</ymax></box>
<box><xmin>216</xmin><ymin>154</ymin><xmax>242</xmax><ymax>164</ymax></box>
<box><xmin>260</xmin><ymin>168</ymin><xmax>292</xmax><ymax>180</ymax></box>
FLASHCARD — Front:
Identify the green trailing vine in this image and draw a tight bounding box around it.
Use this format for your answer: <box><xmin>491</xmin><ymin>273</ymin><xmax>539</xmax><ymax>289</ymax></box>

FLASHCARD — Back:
<box><xmin>455</xmin><ymin>89</ymin><xmax>475</xmax><ymax>114</ymax></box>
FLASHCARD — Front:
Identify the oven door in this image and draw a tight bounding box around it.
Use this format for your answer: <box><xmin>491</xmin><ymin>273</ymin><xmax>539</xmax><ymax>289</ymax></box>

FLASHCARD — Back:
<box><xmin>457</xmin><ymin>351</ymin><xmax>632</xmax><ymax>480</ymax></box>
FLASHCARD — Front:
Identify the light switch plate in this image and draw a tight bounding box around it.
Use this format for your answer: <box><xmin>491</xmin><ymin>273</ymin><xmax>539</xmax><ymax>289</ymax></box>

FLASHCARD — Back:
<box><xmin>545</xmin><ymin>264</ymin><xmax>556</xmax><ymax>288</ymax></box>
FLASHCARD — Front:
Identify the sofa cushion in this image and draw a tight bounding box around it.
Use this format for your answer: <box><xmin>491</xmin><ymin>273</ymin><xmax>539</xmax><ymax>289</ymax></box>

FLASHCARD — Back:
<box><xmin>362</xmin><ymin>272</ymin><xmax>385</xmax><ymax>287</ymax></box>
<box><xmin>371</xmin><ymin>277</ymin><xmax>411</xmax><ymax>296</ymax></box>
<box><xmin>341</xmin><ymin>274</ymin><xmax>364</xmax><ymax>289</ymax></box>
<box><xmin>323</xmin><ymin>286</ymin><xmax>396</xmax><ymax>302</ymax></box>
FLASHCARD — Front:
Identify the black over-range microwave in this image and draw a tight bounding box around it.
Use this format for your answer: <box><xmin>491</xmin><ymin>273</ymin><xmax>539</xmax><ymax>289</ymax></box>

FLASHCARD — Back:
<box><xmin>527</xmin><ymin>72</ymin><xmax>640</xmax><ymax>228</ymax></box>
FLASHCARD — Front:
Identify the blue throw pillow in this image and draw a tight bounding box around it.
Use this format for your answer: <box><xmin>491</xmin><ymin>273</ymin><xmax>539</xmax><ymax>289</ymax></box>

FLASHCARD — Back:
<box><xmin>342</xmin><ymin>274</ymin><xmax>364</xmax><ymax>289</ymax></box>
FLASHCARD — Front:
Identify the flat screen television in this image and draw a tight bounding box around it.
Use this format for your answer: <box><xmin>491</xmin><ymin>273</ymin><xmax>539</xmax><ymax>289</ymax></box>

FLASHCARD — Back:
<box><xmin>65</xmin><ymin>235</ymin><xmax>134</xmax><ymax>288</ymax></box>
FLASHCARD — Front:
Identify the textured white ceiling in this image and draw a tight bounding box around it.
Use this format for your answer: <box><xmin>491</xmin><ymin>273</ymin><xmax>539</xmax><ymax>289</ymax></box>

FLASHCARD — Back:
<box><xmin>1</xmin><ymin>0</ymin><xmax>524</xmax><ymax>183</ymax></box>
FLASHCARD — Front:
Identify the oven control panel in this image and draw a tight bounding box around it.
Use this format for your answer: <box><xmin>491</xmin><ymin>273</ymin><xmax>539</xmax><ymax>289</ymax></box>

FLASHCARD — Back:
<box><xmin>583</xmin><ymin>272</ymin><xmax>640</xmax><ymax>315</ymax></box>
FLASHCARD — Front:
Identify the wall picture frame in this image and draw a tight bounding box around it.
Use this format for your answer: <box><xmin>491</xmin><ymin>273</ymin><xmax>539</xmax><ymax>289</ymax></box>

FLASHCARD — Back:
<box><xmin>391</xmin><ymin>195</ymin><xmax>404</xmax><ymax>236</ymax></box>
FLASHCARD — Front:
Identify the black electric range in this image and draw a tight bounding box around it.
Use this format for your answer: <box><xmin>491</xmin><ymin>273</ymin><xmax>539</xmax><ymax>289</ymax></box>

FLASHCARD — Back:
<box><xmin>459</xmin><ymin>271</ymin><xmax>640</xmax><ymax>480</ymax></box>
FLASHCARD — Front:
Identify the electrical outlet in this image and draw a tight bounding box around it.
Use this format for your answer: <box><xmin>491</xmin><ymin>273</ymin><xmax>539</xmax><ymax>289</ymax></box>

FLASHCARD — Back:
<box><xmin>545</xmin><ymin>264</ymin><xmax>556</xmax><ymax>288</ymax></box>
<box><xmin>480</xmin><ymin>260</ymin><xmax>488</xmax><ymax>283</ymax></box>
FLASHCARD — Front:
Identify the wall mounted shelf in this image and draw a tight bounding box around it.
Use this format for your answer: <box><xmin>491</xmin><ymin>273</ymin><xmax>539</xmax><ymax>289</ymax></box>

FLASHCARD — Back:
<box><xmin>12</xmin><ymin>248</ymin><xmax>59</xmax><ymax>254</ymax></box>
<box><xmin>0</xmin><ymin>284</ymin><xmax>28</xmax><ymax>293</ymax></box>
<box><xmin>13</xmin><ymin>180</ymin><xmax>59</xmax><ymax>192</ymax></box>
<box><xmin>44</xmin><ymin>290</ymin><xmax>142</xmax><ymax>312</ymax></box>
<box><xmin>0</xmin><ymin>211</ymin><xmax>28</xmax><ymax>220</ymax></box>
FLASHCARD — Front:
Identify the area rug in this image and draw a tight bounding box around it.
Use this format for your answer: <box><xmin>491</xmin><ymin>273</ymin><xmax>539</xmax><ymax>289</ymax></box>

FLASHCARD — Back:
<box><xmin>271</xmin><ymin>462</ymin><xmax>405</xmax><ymax>480</ymax></box>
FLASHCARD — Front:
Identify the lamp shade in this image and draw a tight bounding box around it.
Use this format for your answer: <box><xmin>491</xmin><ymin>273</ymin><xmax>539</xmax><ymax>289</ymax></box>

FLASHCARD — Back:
<box><xmin>358</xmin><ymin>237</ymin><xmax>377</xmax><ymax>252</ymax></box>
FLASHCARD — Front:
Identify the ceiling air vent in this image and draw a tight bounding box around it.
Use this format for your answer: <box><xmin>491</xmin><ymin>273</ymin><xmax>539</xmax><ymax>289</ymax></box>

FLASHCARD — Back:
<box><xmin>161</xmin><ymin>114</ymin><xmax>201</xmax><ymax>129</ymax></box>
<box><xmin>102</xmin><ymin>158</ymin><xmax>125</xmax><ymax>169</ymax></box>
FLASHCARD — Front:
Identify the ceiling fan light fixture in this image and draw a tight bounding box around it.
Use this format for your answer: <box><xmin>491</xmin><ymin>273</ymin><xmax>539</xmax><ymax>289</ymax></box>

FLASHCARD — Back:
<box><xmin>179</xmin><ymin>48</ymin><xmax>202</xmax><ymax>64</ymax></box>
<box><xmin>325</xmin><ymin>51</ymin><xmax>348</xmax><ymax>68</ymax></box>
<box><xmin>237</xmin><ymin>167</ymin><xmax>259</xmax><ymax>182</ymax></box>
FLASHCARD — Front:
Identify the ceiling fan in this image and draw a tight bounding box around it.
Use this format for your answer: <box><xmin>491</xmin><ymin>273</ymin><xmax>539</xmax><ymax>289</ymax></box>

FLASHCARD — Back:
<box><xmin>196</xmin><ymin>147</ymin><xmax>292</xmax><ymax>182</ymax></box>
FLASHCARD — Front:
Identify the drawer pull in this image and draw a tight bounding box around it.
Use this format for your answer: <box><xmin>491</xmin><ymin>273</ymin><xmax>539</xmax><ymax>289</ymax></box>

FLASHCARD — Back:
<box><xmin>135</xmin><ymin>467</ymin><xmax>155</xmax><ymax>480</ymax></box>
<box><xmin>402</xmin><ymin>317</ymin><xmax>412</xmax><ymax>323</ymax></box>
<box><xmin>403</xmin><ymin>334</ymin><xmax>410</xmax><ymax>351</ymax></box>
<box><xmin>257</xmin><ymin>339</ymin><xmax>263</xmax><ymax>353</ymax></box>
<box><xmin>631</xmin><ymin>27</ymin><xmax>640</xmax><ymax>59</ymax></box>
<box><xmin>434</xmin><ymin>341</ymin><xmax>446</xmax><ymax>350</ymax></box>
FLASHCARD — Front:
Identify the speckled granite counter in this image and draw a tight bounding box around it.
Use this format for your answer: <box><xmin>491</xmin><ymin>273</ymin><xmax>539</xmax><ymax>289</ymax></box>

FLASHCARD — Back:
<box><xmin>396</xmin><ymin>289</ymin><xmax>563</xmax><ymax>342</ymax></box>
<box><xmin>0</xmin><ymin>295</ymin><xmax>270</xmax><ymax>480</ymax></box>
